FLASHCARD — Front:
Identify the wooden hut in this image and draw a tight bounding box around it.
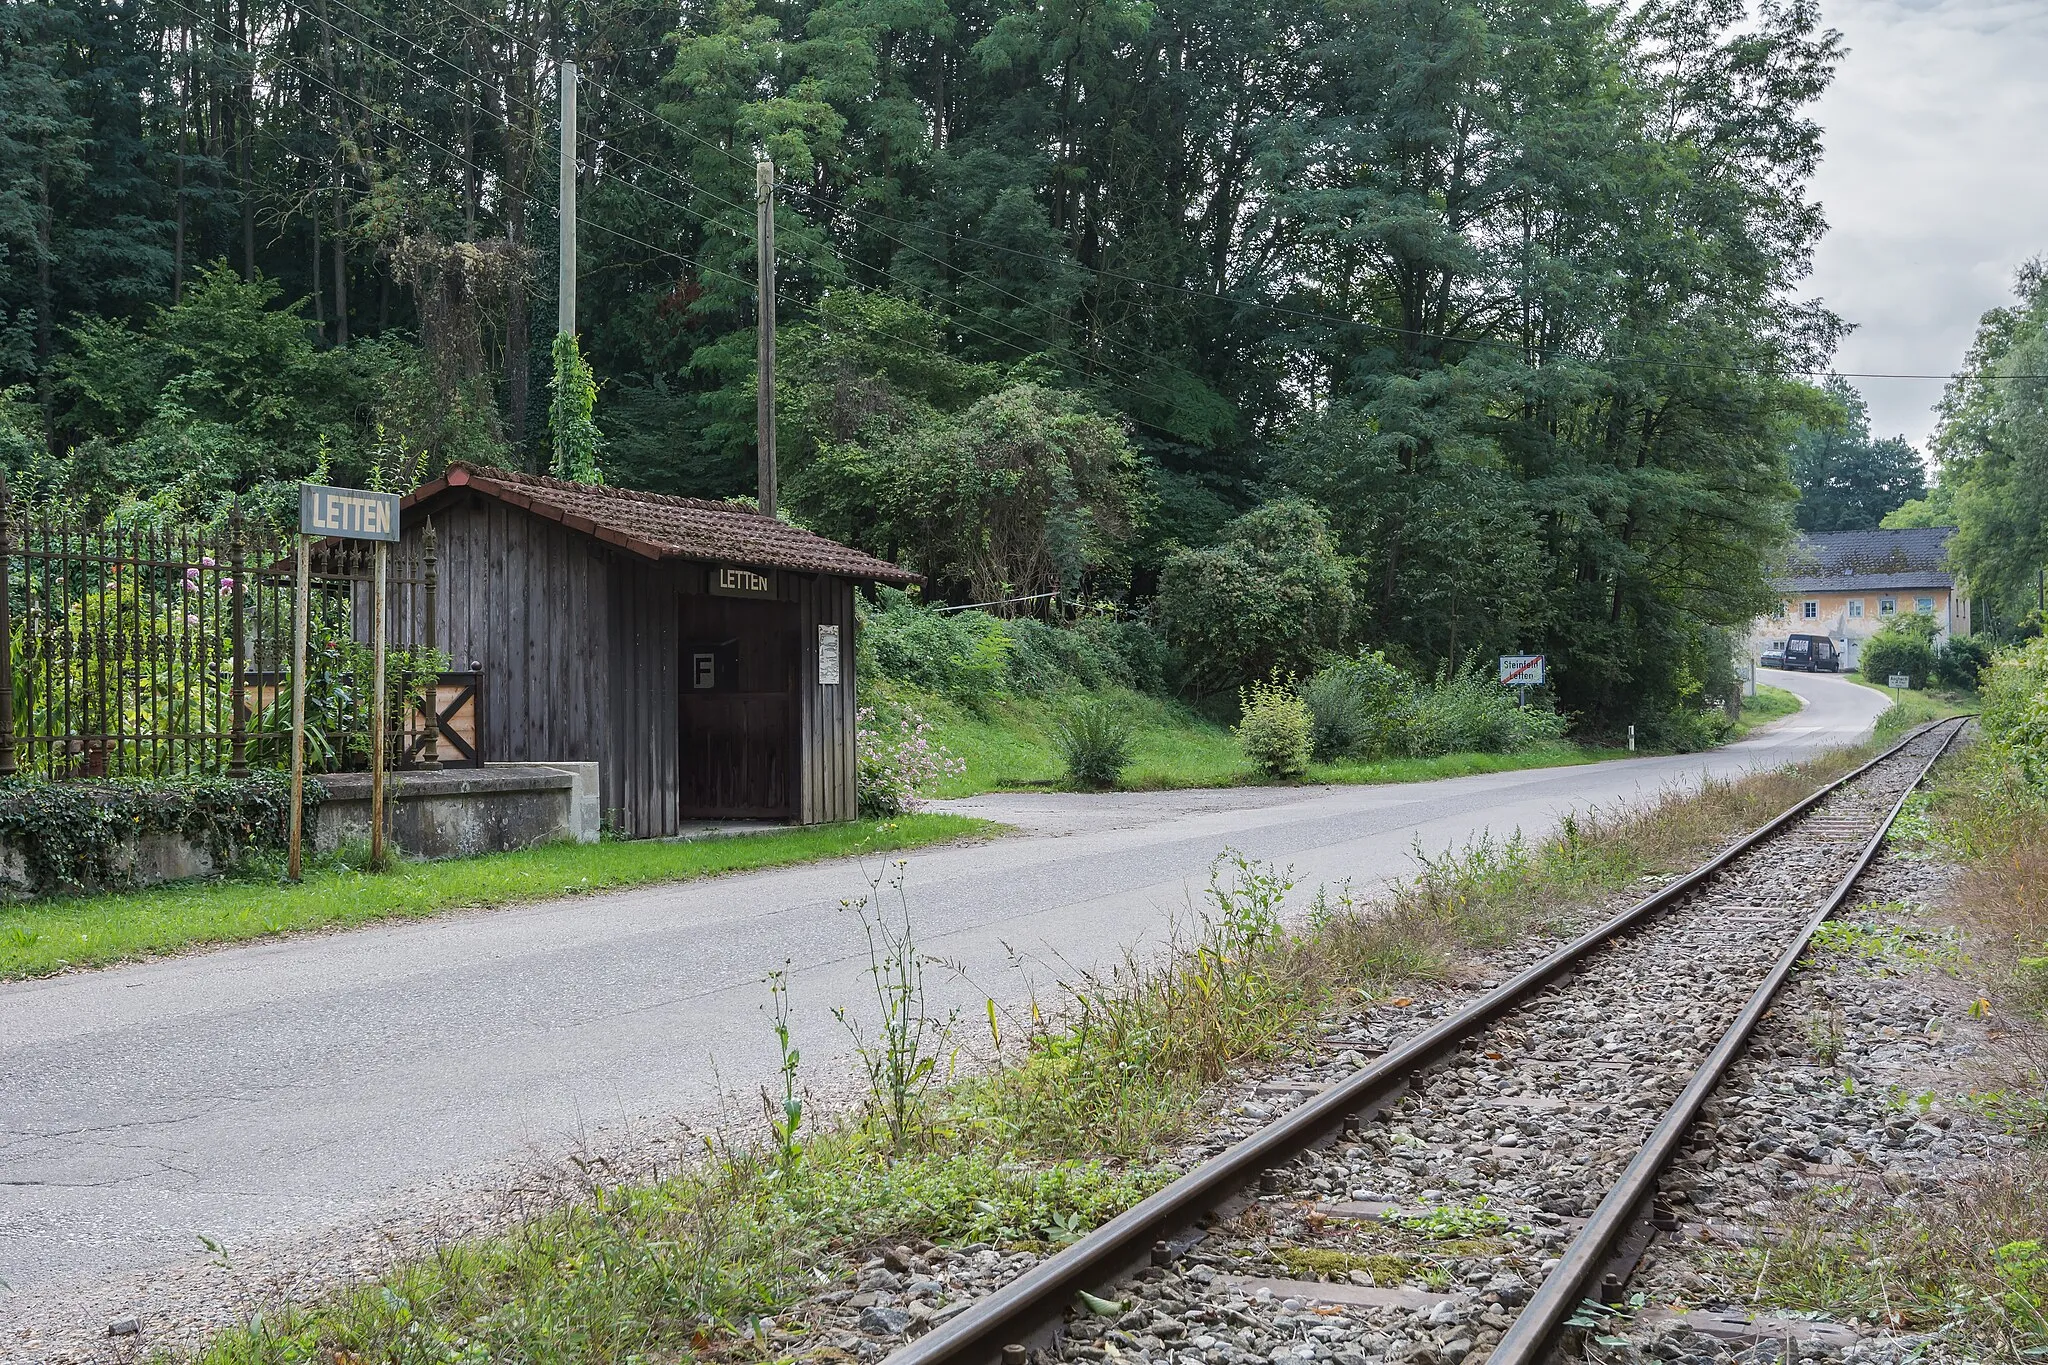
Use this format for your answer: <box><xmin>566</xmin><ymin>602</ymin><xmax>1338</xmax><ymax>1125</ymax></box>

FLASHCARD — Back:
<box><xmin>397</xmin><ymin>463</ymin><xmax>916</xmax><ymax>836</ymax></box>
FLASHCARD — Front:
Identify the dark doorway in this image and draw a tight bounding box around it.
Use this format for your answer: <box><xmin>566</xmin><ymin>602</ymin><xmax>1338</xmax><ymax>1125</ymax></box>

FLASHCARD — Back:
<box><xmin>678</xmin><ymin>594</ymin><xmax>799</xmax><ymax>818</ymax></box>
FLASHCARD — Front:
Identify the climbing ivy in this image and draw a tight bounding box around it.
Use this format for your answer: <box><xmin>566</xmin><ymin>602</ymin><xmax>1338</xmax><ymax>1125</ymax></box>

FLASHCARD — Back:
<box><xmin>549</xmin><ymin>332</ymin><xmax>602</xmax><ymax>483</ymax></box>
<box><xmin>0</xmin><ymin>772</ymin><xmax>325</xmax><ymax>895</ymax></box>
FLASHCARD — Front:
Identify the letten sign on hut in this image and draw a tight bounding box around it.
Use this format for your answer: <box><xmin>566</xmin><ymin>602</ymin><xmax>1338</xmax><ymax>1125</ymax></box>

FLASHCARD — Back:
<box><xmin>395</xmin><ymin>463</ymin><xmax>917</xmax><ymax>834</ymax></box>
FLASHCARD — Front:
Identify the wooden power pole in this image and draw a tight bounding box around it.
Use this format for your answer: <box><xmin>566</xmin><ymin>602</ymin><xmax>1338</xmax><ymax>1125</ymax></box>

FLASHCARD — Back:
<box><xmin>756</xmin><ymin>156</ymin><xmax>776</xmax><ymax>518</ymax></box>
<box><xmin>558</xmin><ymin>60</ymin><xmax>577</xmax><ymax>338</ymax></box>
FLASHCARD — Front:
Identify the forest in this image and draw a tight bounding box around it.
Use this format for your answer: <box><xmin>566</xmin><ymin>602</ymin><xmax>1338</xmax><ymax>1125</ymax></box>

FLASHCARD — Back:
<box><xmin>1</xmin><ymin>0</ymin><xmax>1862</xmax><ymax>730</ymax></box>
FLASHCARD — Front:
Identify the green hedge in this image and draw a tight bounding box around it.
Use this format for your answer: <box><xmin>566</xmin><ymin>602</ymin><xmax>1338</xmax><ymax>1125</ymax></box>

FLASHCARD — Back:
<box><xmin>0</xmin><ymin>771</ymin><xmax>322</xmax><ymax>894</ymax></box>
<box><xmin>858</xmin><ymin>589</ymin><xmax>1171</xmax><ymax>701</ymax></box>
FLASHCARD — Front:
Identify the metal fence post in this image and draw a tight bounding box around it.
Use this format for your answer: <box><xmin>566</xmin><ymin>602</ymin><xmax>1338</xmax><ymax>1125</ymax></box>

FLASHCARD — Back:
<box><xmin>421</xmin><ymin>517</ymin><xmax>441</xmax><ymax>770</ymax></box>
<box><xmin>0</xmin><ymin>469</ymin><xmax>14</xmax><ymax>780</ymax></box>
<box><xmin>226</xmin><ymin>504</ymin><xmax>249</xmax><ymax>778</ymax></box>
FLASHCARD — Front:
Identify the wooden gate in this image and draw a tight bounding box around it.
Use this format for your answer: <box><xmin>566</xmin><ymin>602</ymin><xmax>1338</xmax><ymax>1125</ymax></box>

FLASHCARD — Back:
<box><xmin>677</xmin><ymin>595</ymin><xmax>798</xmax><ymax>819</ymax></box>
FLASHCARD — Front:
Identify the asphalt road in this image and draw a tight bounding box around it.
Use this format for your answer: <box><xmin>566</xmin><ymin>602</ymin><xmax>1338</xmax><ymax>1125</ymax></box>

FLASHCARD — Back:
<box><xmin>0</xmin><ymin>669</ymin><xmax>1884</xmax><ymax>1302</ymax></box>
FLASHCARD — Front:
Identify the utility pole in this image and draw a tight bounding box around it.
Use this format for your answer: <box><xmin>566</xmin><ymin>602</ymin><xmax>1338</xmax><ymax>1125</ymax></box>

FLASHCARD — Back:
<box><xmin>756</xmin><ymin>155</ymin><xmax>777</xmax><ymax>519</ymax></box>
<box><xmin>558</xmin><ymin>60</ymin><xmax>577</xmax><ymax>338</ymax></box>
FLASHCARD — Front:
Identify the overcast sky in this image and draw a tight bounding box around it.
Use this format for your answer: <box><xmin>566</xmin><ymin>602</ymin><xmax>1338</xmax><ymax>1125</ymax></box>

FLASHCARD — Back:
<box><xmin>1800</xmin><ymin>0</ymin><xmax>2048</xmax><ymax>452</ymax></box>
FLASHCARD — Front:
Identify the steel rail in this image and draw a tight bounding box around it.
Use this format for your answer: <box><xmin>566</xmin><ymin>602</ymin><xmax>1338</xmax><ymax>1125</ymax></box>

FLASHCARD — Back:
<box><xmin>1487</xmin><ymin>712</ymin><xmax>1970</xmax><ymax>1364</ymax></box>
<box><xmin>885</xmin><ymin>718</ymin><xmax>1970</xmax><ymax>1365</ymax></box>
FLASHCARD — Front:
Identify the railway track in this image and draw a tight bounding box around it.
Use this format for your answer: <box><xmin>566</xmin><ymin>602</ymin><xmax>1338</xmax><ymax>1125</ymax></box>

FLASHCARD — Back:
<box><xmin>886</xmin><ymin>716</ymin><xmax>1971</xmax><ymax>1365</ymax></box>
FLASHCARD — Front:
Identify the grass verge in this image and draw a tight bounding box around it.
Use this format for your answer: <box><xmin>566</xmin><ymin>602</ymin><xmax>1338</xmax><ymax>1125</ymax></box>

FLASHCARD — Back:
<box><xmin>1731</xmin><ymin>682</ymin><xmax>1803</xmax><ymax>737</ymax></box>
<box><xmin>0</xmin><ymin>814</ymin><xmax>994</xmax><ymax>980</ymax></box>
<box><xmin>919</xmin><ymin>686</ymin><xmax>1620</xmax><ymax>797</ymax></box>
<box><xmin>186</xmin><ymin>739</ymin><xmax>1884</xmax><ymax>1365</ymax></box>
<box><xmin>1840</xmin><ymin>670</ymin><xmax>1977</xmax><ymax>742</ymax></box>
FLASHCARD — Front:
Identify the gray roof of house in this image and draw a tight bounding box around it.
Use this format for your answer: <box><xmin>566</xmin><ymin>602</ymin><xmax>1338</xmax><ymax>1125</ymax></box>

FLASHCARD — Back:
<box><xmin>1777</xmin><ymin>528</ymin><xmax>1955</xmax><ymax>593</ymax></box>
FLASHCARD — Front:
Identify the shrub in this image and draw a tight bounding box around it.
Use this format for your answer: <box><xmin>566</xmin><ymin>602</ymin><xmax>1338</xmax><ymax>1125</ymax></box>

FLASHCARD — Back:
<box><xmin>1860</xmin><ymin>616</ymin><xmax>1939</xmax><ymax>690</ymax></box>
<box><xmin>857</xmin><ymin>589</ymin><xmax>1011</xmax><ymax>700</ymax></box>
<box><xmin>1979</xmin><ymin>637</ymin><xmax>2048</xmax><ymax>791</ymax></box>
<box><xmin>1301</xmin><ymin>650</ymin><xmax>1413</xmax><ymax>760</ymax></box>
<box><xmin>1400</xmin><ymin>664</ymin><xmax>1569</xmax><ymax>757</ymax></box>
<box><xmin>1298</xmin><ymin>668</ymin><xmax>1368</xmax><ymax>761</ymax></box>
<box><xmin>1157</xmin><ymin>499</ymin><xmax>1354</xmax><ymax>697</ymax></box>
<box><xmin>1053</xmin><ymin>700</ymin><xmax>1137</xmax><ymax>789</ymax></box>
<box><xmin>856</xmin><ymin>705</ymin><xmax>965</xmax><ymax>815</ymax></box>
<box><xmin>1936</xmin><ymin>633</ymin><xmax>1993</xmax><ymax>690</ymax></box>
<box><xmin>1237</xmin><ymin>676</ymin><xmax>1314</xmax><ymax>778</ymax></box>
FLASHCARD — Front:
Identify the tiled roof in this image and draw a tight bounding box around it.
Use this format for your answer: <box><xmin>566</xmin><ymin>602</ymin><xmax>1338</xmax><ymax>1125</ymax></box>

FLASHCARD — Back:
<box><xmin>1778</xmin><ymin>528</ymin><xmax>1955</xmax><ymax>593</ymax></box>
<box><xmin>406</xmin><ymin>464</ymin><xmax>919</xmax><ymax>584</ymax></box>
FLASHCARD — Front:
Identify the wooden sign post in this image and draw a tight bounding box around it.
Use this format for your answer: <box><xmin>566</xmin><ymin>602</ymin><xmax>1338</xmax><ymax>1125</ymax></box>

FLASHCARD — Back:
<box><xmin>287</xmin><ymin>535</ymin><xmax>310</xmax><ymax>879</ymax></box>
<box><xmin>292</xmin><ymin>483</ymin><xmax>403</xmax><ymax>878</ymax></box>
<box><xmin>370</xmin><ymin>540</ymin><xmax>389</xmax><ymax>868</ymax></box>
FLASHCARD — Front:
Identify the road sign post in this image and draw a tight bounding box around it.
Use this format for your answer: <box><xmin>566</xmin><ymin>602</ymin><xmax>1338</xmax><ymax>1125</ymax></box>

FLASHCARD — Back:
<box><xmin>291</xmin><ymin>484</ymin><xmax>402</xmax><ymax>878</ymax></box>
<box><xmin>1888</xmin><ymin>672</ymin><xmax>1911</xmax><ymax>702</ymax></box>
<box><xmin>1498</xmin><ymin>654</ymin><xmax>1546</xmax><ymax>707</ymax></box>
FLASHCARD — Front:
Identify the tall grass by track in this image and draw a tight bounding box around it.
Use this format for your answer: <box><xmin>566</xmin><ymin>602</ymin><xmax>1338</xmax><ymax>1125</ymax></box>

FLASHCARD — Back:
<box><xmin>187</xmin><ymin>740</ymin><xmax>1885</xmax><ymax>1365</ymax></box>
<box><xmin>1724</xmin><ymin>720</ymin><xmax>2048</xmax><ymax>1360</ymax></box>
<box><xmin>0</xmin><ymin>814</ymin><xmax>993</xmax><ymax>980</ymax></box>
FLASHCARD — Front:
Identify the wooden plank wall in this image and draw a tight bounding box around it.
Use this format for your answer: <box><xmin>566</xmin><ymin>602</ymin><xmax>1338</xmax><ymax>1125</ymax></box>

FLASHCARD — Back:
<box><xmin>607</xmin><ymin>560</ymin><xmax>685</xmax><ymax>837</ymax></box>
<box><xmin>399</xmin><ymin>499</ymin><xmax>611</xmax><ymax>777</ymax></box>
<box><xmin>404</xmin><ymin>498</ymin><xmax>862</xmax><ymax>834</ymax></box>
<box><xmin>794</xmin><ymin>573</ymin><xmax>859</xmax><ymax>824</ymax></box>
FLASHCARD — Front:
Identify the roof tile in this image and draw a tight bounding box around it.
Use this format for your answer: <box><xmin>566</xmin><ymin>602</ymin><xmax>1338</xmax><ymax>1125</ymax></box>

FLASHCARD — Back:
<box><xmin>409</xmin><ymin>464</ymin><xmax>919</xmax><ymax>585</ymax></box>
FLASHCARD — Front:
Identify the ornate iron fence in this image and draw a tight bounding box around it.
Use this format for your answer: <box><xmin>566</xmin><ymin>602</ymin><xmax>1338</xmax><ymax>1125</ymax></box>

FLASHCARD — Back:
<box><xmin>0</xmin><ymin>479</ymin><xmax>476</xmax><ymax>781</ymax></box>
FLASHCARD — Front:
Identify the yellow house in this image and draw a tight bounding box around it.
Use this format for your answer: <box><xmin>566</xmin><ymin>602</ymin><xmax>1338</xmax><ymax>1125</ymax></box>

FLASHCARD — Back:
<box><xmin>1752</xmin><ymin>528</ymin><xmax>1969</xmax><ymax>668</ymax></box>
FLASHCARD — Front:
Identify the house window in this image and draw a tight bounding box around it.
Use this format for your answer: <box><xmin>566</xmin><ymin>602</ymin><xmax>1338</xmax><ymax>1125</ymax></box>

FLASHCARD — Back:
<box><xmin>1847</xmin><ymin>600</ymin><xmax>1863</xmax><ymax>618</ymax></box>
<box><xmin>1802</xmin><ymin>601</ymin><xmax>1818</xmax><ymax>619</ymax></box>
<box><xmin>1771</xmin><ymin>602</ymin><xmax>1787</xmax><ymax>619</ymax></box>
<box><xmin>1916</xmin><ymin>596</ymin><xmax>1934</xmax><ymax>614</ymax></box>
<box><xmin>1879</xmin><ymin>598</ymin><xmax>1896</xmax><ymax>615</ymax></box>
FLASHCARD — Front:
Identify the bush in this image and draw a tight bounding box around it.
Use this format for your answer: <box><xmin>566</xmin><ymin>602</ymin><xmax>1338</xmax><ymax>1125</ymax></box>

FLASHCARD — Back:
<box><xmin>1158</xmin><ymin>499</ymin><xmax>1354</xmax><ymax>697</ymax></box>
<box><xmin>1860</xmin><ymin>616</ymin><xmax>1939</xmax><ymax>690</ymax></box>
<box><xmin>856</xmin><ymin>705</ymin><xmax>966</xmax><ymax>815</ymax></box>
<box><xmin>1299</xmin><ymin>653</ymin><xmax>1414</xmax><ymax>761</ymax></box>
<box><xmin>1053</xmin><ymin>700</ymin><xmax>1137</xmax><ymax>789</ymax></box>
<box><xmin>1936</xmin><ymin>634</ymin><xmax>1993</xmax><ymax>690</ymax></box>
<box><xmin>1298</xmin><ymin>668</ymin><xmax>1369</xmax><ymax>762</ymax></box>
<box><xmin>1237</xmin><ymin>676</ymin><xmax>1314</xmax><ymax>779</ymax></box>
<box><xmin>858</xmin><ymin>589</ymin><xmax>1011</xmax><ymax>700</ymax></box>
<box><xmin>1979</xmin><ymin>638</ymin><xmax>2048</xmax><ymax>791</ymax></box>
<box><xmin>1643</xmin><ymin>702</ymin><xmax>1736</xmax><ymax>753</ymax></box>
<box><xmin>1400</xmin><ymin>664</ymin><xmax>1569</xmax><ymax>757</ymax></box>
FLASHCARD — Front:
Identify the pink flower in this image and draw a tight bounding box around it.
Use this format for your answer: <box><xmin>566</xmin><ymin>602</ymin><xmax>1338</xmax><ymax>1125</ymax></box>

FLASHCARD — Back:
<box><xmin>186</xmin><ymin>614</ymin><xmax>199</xmax><ymax>626</ymax></box>
<box><xmin>201</xmin><ymin>557</ymin><xmax>216</xmax><ymax>568</ymax></box>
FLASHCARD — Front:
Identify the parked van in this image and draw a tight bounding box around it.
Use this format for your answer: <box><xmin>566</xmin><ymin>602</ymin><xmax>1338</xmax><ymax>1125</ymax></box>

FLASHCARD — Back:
<box><xmin>1782</xmin><ymin>633</ymin><xmax>1840</xmax><ymax>673</ymax></box>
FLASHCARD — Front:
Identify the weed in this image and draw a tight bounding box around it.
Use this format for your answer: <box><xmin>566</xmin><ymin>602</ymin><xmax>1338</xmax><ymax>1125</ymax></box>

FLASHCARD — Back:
<box><xmin>1802</xmin><ymin>1006</ymin><xmax>1844</xmax><ymax>1065</ymax></box>
<box><xmin>1717</xmin><ymin>1154</ymin><xmax>2048</xmax><ymax>1358</ymax></box>
<box><xmin>1565</xmin><ymin>1293</ymin><xmax>1645</xmax><ymax>1348</ymax></box>
<box><xmin>835</xmin><ymin>861</ymin><xmax>958</xmax><ymax>1153</ymax></box>
<box><xmin>764</xmin><ymin>967</ymin><xmax>804</xmax><ymax>1179</ymax></box>
<box><xmin>1052</xmin><ymin>700</ymin><xmax>1137</xmax><ymax>790</ymax></box>
<box><xmin>1273</xmin><ymin>1248</ymin><xmax>1416</xmax><ymax>1285</ymax></box>
<box><xmin>1382</xmin><ymin>1195</ymin><xmax>1512</xmax><ymax>1239</ymax></box>
<box><xmin>1807</xmin><ymin>917</ymin><xmax>1960</xmax><ymax>975</ymax></box>
<box><xmin>1968</xmin><ymin>1088</ymin><xmax>2048</xmax><ymax>1142</ymax></box>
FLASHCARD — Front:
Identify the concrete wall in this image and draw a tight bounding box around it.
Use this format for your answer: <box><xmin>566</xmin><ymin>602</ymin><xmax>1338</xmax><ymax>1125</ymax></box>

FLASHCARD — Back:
<box><xmin>0</xmin><ymin>831</ymin><xmax>218</xmax><ymax>898</ymax></box>
<box><xmin>314</xmin><ymin>762</ymin><xmax>601</xmax><ymax>859</ymax></box>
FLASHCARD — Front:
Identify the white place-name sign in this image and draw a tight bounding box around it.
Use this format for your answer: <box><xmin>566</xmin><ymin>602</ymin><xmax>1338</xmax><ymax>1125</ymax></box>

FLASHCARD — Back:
<box><xmin>299</xmin><ymin>483</ymin><xmax>401</xmax><ymax>542</ymax></box>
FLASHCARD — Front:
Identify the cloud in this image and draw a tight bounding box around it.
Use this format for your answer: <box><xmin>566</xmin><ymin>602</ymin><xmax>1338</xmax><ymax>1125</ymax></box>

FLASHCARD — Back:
<box><xmin>1802</xmin><ymin>0</ymin><xmax>2048</xmax><ymax>449</ymax></box>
